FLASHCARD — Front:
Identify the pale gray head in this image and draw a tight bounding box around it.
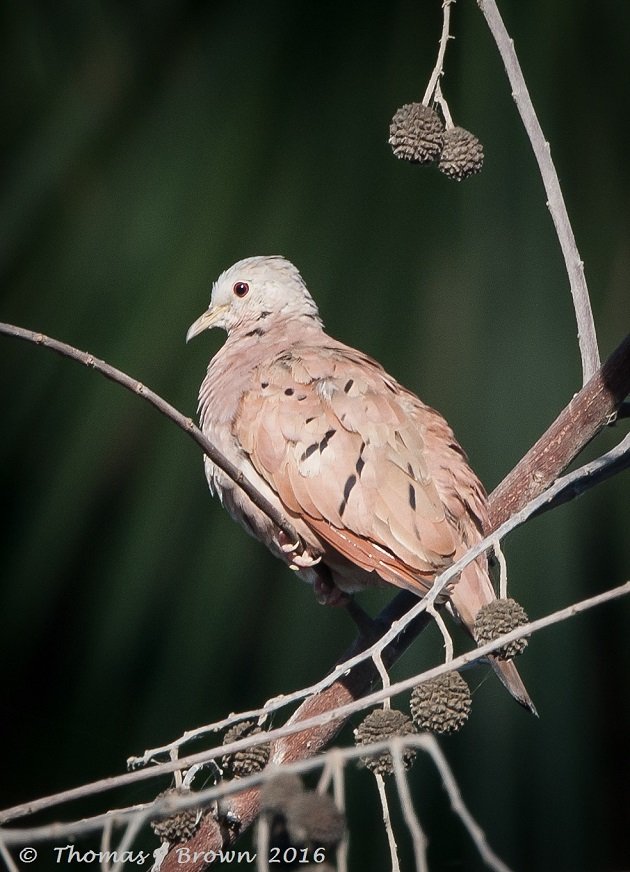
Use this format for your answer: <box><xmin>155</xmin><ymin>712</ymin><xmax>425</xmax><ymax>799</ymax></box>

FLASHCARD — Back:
<box><xmin>186</xmin><ymin>255</ymin><xmax>322</xmax><ymax>342</ymax></box>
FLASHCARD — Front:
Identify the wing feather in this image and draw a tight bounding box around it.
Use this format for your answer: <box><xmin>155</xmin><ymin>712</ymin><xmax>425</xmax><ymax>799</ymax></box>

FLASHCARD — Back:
<box><xmin>233</xmin><ymin>344</ymin><xmax>460</xmax><ymax>593</ymax></box>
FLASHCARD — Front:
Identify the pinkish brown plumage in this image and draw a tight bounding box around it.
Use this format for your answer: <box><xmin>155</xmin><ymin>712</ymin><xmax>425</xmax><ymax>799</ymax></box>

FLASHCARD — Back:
<box><xmin>187</xmin><ymin>255</ymin><xmax>534</xmax><ymax>712</ymax></box>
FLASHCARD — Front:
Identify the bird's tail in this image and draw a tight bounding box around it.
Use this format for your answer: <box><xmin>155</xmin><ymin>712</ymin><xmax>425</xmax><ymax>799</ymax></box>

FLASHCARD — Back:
<box><xmin>449</xmin><ymin>558</ymin><xmax>537</xmax><ymax>715</ymax></box>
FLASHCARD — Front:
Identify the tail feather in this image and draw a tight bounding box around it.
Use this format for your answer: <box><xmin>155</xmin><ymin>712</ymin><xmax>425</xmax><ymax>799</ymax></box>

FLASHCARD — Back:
<box><xmin>490</xmin><ymin>657</ymin><xmax>538</xmax><ymax>716</ymax></box>
<box><xmin>449</xmin><ymin>558</ymin><xmax>537</xmax><ymax>715</ymax></box>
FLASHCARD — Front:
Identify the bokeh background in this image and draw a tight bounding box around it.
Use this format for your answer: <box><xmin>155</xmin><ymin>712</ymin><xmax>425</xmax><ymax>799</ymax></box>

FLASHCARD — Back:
<box><xmin>1</xmin><ymin>1</ymin><xmax>629</xmax><ymax>870</ymax></box>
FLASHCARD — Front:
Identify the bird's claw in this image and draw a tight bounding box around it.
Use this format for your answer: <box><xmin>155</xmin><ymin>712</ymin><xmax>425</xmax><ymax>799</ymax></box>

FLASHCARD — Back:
<box><xmin>277</xmin><ymin>531</ymin><xmax>322</xmax><ymax>569</ymax></box>
<box><xmin>278</xmin><ymin>531</ymin><xmax>300</xmax><ymax>553</ymax></box>
<box><xmin>290</xmin><ymin>551</ymin><xmax>322</xmax><ymax>569</ymax></box>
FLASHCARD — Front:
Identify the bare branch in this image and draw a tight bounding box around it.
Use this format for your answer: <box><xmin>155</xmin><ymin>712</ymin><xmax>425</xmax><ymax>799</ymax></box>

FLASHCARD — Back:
<box><xmin>1</xmin><ymin>322</ymin><xmax>628</xmax><ymax>868</ymax></box>
<box><xmin>376</xmin><ymin>774</ymin><xmax>400</xmax><ymax>872</ymax></box>
<box><xmin>391</xmin><ymin>745</ymin><xmax>429</xmax><ymax>872</ymax></box>
<box><xmin>422</xmin><ymin>0</ymin><xmax>455</xmax><ymax>105</ymax></box>
<box><xmin>476</xmin><ymin>0</ymin><xmax>600</xmax><ymax>381</ymax></box>
<box><xmin>133</xmin><ymin>418</ymin><xmax>630</xmax><ymax>772</ymax></box>
<box><xmin>418</xmin><ymin>735</ymin><xmax>513</xmax><ymax>872</ymax></box>
<box><xmin>2</xmin><ymin>578</ymin><xmax>628</xmax><ymax>845</ymax></box>
<box><xmin>0</xmin><ymin>322</ymin><xmax>303</xmax><ymax>551</ymax></box>
<box><xmin>488</xmin><ymin>333</ymin><xmax>630</xmax><ymax>527</ymax></box>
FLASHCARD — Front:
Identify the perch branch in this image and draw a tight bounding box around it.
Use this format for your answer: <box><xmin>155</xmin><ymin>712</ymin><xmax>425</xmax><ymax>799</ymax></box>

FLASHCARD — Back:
<box><xmin>476</xmin><ymin>0</ymin><xmax>600</xmax><ymax>381</ymax></box>
<box><xmin>0</xmin><ymin>324</ymin><xmax>628</xmax><ymax>840</ymax></box>
<box><xmin>0</xmin><ymin>322</ymin><xmax>303</xmax><ymax>551</ymax></box>
<box><xmin>2</xmin><ymin>579</ymin><xmax>628</xmax><ymax>844</ymax></box>
<box><xmin>1</xmin><ymin>324</ymin><xmax>628</xmax><ymax>869</ymax></box>
<box><xmin>488</xmin><ymin>333</ymin><xmax>630</xmax><ymax>527</ymax></box>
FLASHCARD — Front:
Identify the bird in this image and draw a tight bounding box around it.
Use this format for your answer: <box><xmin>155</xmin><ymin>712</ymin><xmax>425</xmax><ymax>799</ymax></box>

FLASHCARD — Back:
<box><xmin>186</xmin><ymin>255</ymin><xmax>534</xmax><ymax>712</ymax></box>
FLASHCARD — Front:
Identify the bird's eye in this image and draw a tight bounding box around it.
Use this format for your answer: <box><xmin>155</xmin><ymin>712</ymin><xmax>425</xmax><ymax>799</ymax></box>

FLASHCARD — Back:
<box><xmin>233</xmin><ymin>281</ymin><xmax>249</xmax><ymax>298</ymax></box>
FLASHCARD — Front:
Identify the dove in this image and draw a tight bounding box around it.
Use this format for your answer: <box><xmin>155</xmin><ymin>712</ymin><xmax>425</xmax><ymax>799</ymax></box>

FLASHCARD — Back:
<box><xmin>187</xmin><ymin>255</ymin><xmax>534</xmax><ymax>712</ymax></box>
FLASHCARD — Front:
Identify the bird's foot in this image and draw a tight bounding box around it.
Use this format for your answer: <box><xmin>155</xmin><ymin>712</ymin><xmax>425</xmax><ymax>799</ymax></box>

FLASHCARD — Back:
<box><xmin>278</xmin><ymin>531</ymin><xmax>322</xmax><ymax>569</ymax></box>
<box><xmin>313</xmin><ymin>573</ymin><xmax>351</xmax><ymax>607</ymax></box>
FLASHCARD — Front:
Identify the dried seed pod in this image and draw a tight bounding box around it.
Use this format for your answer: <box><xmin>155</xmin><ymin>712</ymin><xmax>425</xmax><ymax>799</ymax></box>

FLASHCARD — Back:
<box><xmin>222</xmin><ymin>720</ymin><xmax>270</xmax><ymax>778</ymax></box>
<box><xmin>474</xmin><ymin>598</ymin><xmax>529</xmax><ymax>659</ymax></box>
<box><xmin>285</xmin><ymin>791</ymin><xmax>346</xmax><ymax>848</ymax></box>
<box><xmin>260</xmin><ymin>772</ymin><xmax>304</xmax><ymax>815</ymax></box>
<box><xmin>410</xmin><ymin>671</ymin><xmax>471</xmax><ymax>734</ymax></box>
<box><xmin>438</xmin><ymin>126</ymin><xmax>484</xmax><ymax>180</ymax></box>
<box><xmin>354</xmin><ymin>708</ymin><xmax>416</xmax><ymax>776</ymax></box>
<box><xmin>151</xmin><ymin>789</ymin><xmax>201</xmax><ymax>844</ymax></box>
<box><xmin>389</xmin><ymin>102</ymin><xmax>444</xmax><ymax>165</ymax></box>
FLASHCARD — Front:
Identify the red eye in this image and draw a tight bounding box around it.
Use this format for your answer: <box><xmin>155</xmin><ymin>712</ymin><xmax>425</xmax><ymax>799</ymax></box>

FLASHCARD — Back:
<box><xmin>233</xmin><ymin>281</ymin><xmax>249</xmax><ymax>298</ymax></box>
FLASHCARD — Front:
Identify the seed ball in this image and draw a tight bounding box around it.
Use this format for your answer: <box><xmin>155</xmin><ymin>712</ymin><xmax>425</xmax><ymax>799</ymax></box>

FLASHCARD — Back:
<box><xmin>354</xmin><ymin>708</ymin><xmax>417</xmax><ymax>776</ymax></box>
<box><xmin>284</xmin><ymin>791</ymin><xmax>345</xmax><ymax>848</ymax></box>
<box><xmin>410</xmin><ymin>671</ymin><xmax>471</xmax><ymax>734</ymax></box>
<box><xmin>151</xmin><ymin>789</ymin><xmax>201</xmax><ymax>844</ymax></box>
<box><xmin>222</xmin><ymin>720</ymin><xmax>270</xmax><ymax>778</ymax></box>
<box><xmin>260</xmin><ymin>772</ymin><xmax>304</xmax><ymax>816</ymax></box>
<box><xmin>438</xmin><ymin>126</ymin><xmax>484</xmax><ymax>180</ymax></box>
<box><xmin>389</xmin><ymin>102</ymin><xmax>445</xmax><ymax>165</ymax></box>
<box><xmin>474</xmin><ymin>598</ymin><xmax>529</xmax><ymax>659</ymax></box>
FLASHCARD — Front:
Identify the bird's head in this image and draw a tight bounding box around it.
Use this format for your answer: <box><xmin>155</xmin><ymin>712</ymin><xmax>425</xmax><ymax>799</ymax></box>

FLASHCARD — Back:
<box><xmin>186</xmin><ymin>255</ymin><xmax>322</xmax><ymax>341</ymax></box>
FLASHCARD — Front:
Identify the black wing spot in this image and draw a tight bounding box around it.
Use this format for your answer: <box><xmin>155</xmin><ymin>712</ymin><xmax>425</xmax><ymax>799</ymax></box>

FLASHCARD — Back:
<box><xmin>284</xmin><ymin>388</ymin><xmax>294</xmax><ymax>396</ymax></box>
<box><xmin>319</xmin><ymin>429</ymin><xmax>336</xmax><ymax>452</ymax></box>
<box><xmin>343</xmin><ymin>379</ymin><xmax>354</xmax><ymax>393</ymax></box>
<box><xmin>261</xmin><ymin>382</ymin><xmax>269</xmax><ymax>389</ymax></box>
<box><xmin>338</xmin><ymin>474</ymin><xmax>357</xmax><ymax>517</ymax></box>
<box><xmin>355</xmin><ymin>442</ymin><xmax>366</xmax><ymax>476</ymax></box>
<box><xmin>245</xmin><ymin>327</ymin><xmax>264</xmax><ymax>337</ymax></box>
<box><xmin>301</xmin><ymin>443</ymin><xmax>319</xmax><ymax>461</ymax></box>
<box><xmin>408</xmin><ymin>483</ymin><xmax>417</xmax><ymax>511</ymax></box>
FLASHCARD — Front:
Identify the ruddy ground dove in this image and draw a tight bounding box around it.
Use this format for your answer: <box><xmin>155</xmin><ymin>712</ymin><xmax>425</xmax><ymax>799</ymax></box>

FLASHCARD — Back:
<box><xmin>187</xmin><ymin>256</ymin><xmax>534</xmax><ymax>712</ymax></box>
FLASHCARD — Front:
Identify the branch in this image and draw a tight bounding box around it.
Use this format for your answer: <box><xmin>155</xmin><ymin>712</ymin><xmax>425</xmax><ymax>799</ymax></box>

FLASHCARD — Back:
<box><xmin>0</xmin><ymin>322</ymin><xmax>303</xmax><ymax>550</ymax></box>
<box><xmin>488</xmin><ymin>333</ymin><xmax>630</xmax><ymax>527</ymax></box>
<box><xmin>477</xmin><ymin>0</ymin><xmax>600</xmax><ymax>382</ymax></box>
<box><xmin>2</xmin><ymin>580</ymin><xmax>628</xmax><ymax>846</ymax></box>
<box><xmin>1</xmin><ymin>322</ymin><xmax>629</xmax><ymax>868</ymax></box>
<box><xmin>422</xmin><ymin>0</ymin><xmax>455</xmax><ymax>106</ymax></box>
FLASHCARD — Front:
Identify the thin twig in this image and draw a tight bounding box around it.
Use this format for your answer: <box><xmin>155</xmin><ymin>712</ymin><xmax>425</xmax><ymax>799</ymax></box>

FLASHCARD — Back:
<box><xmin>433</xmin><ymin>79</ymin><xmax>454</xmax><ymax>127</ymax></box>
<box><xmin>256</xmin><ymin>816</ymin><xmax>270</xmax><ymax>872</ymax></box>
<box><xmin>391</xmin><ymin>743</ymin><xmax>429</xmax><ymax>872</ymax></box>
<box><xmin>428</xmin><ymin>602</ymin><xmax>454</xmax><ymax>662</ymax></box>
<box><xmin>419</xmin><ymin>734</ymin><xmax>513</xmax><ymax>872</ymax></box>
<box><xmin>422</xmin><ymin>0</ymin><xmax>455</xmax><ymax>105</ymax></box>
<box><xmin>0</xmin><ymin>322</ymin><xmax>303</xmax><ymax>551</ymax></box>
<box><xmin>493</xmin><ymin>540</ymin><xmax>508</xmax><ymax>600</ymax></box>
<box><xmin>330</xmin><ymin>752</ymin><xmax>349</xmax><ymax>872</ymax></box>
<box><xmin>476</xmin><ymin>0</ymin><xmax>600</xmax><ymax>381</ymax></box>
<box><xmin>375</xmin><ymin>774</ymin><xmax>400</xmax><ymax>872</ymax></box>
<box><xmin>112</xmin><ymin>814</ymin><xmax>144</xmax><ymax>868</ymax></box>
<box><xmin>100</xmin><ymin>817</ymin><xmax>114</xmax><ymax>872</ymax></box>
<box><xmin>373</xmin><ymin>650</ymin><xmax>392</xmax><ymax>708</ymax></box>
<box><xmin>0</xmin><ymin>839</ymin><xmax>19</xmax><ymax>872</ymax></box>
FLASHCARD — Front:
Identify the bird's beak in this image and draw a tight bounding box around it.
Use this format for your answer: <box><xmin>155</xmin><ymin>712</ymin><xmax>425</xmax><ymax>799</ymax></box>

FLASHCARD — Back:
<box><xmin>185</xmin><ymin>304</ymin><xmax>228</xmax><ymax>343</ymax></box>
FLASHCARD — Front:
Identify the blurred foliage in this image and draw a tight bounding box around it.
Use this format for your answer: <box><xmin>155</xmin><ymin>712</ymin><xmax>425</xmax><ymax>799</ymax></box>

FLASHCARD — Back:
<box><xmin>1</xmin><ymin>1</ymin><xmax>629</xmax><ymax>870</ymax></box>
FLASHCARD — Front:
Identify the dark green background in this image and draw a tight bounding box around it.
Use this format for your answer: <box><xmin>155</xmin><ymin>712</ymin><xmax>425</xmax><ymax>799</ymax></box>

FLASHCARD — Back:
<box><xmin>1</xmin><ymin>1</ymin><xmax>629</xmax><ymax>870</ymax></box>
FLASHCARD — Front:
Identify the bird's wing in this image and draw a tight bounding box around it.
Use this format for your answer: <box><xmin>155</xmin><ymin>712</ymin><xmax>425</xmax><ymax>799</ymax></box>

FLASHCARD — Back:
<box><xmin>233</xmin><ymin>343</ymin><xmax>462</xmax><ymax>595</ymax></box>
